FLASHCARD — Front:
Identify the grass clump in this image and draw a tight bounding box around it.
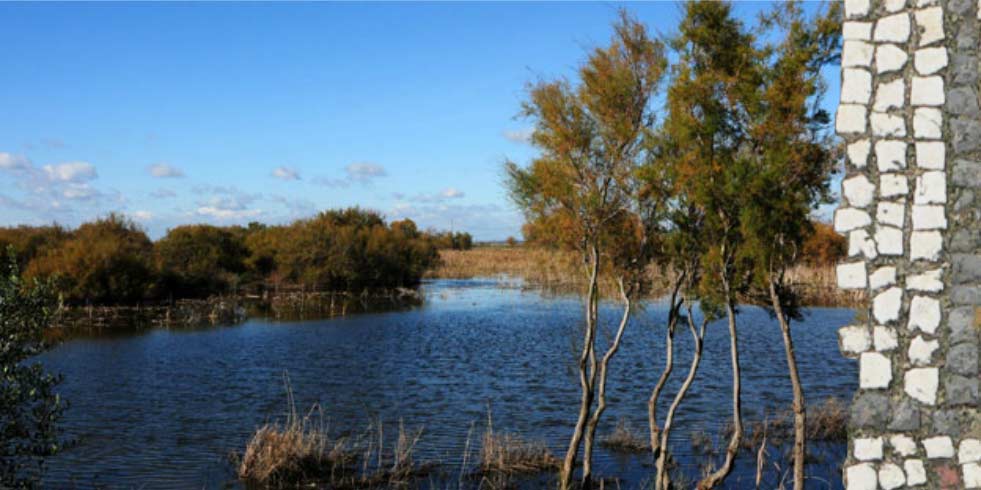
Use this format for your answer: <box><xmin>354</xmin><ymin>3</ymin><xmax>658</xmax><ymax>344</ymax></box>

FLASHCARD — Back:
<box><xmin>479</xmin><ymin>427</ymin><xmax>559</xmax><ymax>475</ymax></box>
<box><xmin>599</xmin><ymin>418</ymin><xmax>649</xmax><ymax>454</ymax></box>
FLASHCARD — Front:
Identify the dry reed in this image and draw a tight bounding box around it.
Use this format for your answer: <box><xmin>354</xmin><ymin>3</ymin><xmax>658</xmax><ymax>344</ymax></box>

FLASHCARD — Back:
<box><xmin>430</xmin><ymin>246</ymin><xmax>863</xmax><ymax>307</ymax></box>
<box><xmin>599</xmin><ymin>418</ymin><xmax>650</xmax><ymax>454</ymax></box>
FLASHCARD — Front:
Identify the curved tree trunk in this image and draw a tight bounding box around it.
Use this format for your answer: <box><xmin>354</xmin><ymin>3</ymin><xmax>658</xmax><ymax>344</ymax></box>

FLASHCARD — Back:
<box><xmin>656</xmin><ymin>303</ymin><xmax>706</xmax><ymax>490</ymax></box>
<box><xmin>769</xmin><ymin>278</ymin><xmax>805</xmax><ymax>490</ymax></box>
<box><xmin>649</xmin><ymin>277</ymin><xmax>685</xmax><ymax>459</ymax></box>
<box><xmin>697</xmin><ymin>274</ymin><xmax>742</xmax><ymax>490</ymax></box>
<box><xmin>583</xmin><ymin>278</ymin><xmax>632</xmax><ymax>489</ymax></box>
<box><xmin>559</xmin><ymin>245</ymin><xmax>600</xmax><ymax>490</ymax></box>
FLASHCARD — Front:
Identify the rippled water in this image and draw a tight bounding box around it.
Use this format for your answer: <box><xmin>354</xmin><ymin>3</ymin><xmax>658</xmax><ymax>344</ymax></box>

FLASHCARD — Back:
<box><xmin>38</xmin><ymin>279</ymin><xmax>857</xmax><ymax>489</ymax></box>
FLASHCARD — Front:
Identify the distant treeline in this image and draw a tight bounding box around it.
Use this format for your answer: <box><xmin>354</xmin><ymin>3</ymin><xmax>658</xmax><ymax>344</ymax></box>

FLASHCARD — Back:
<box><xmin>0</xmin><ymin>208</ymin><xmax>471</xmax><ymax>305</ymax></box>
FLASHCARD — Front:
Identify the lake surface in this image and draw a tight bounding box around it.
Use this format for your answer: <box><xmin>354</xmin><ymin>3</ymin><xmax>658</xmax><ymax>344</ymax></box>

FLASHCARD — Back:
<box><xmin>38</xmin><ymin>278</ymin><xmax>857</xmax><ymax>489</ymax></box>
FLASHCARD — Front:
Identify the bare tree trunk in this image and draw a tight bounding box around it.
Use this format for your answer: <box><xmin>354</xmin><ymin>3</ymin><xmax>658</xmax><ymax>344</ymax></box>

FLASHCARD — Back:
<box><xmin>649</xmin><ymin>278</ymin><xmax>684</xmax><ymax>459</ymax></box>
<box><xmin>656</xmin><ymin>303</ymin><xmax>706</xmax><ymax>490</ymax></box>
<box><xmin>769</xmin><ymin>278</ymin><xmax>805</xmax><ymax>490</ymax></box>
<box><xmin>560</xmin><ymin>245</ymin><xmax>600</xmax><ymax>490</ymax></box>
<box><xmin>698</xmin><ymin>275</ymin><xmax>742</xmax><ymax>490</ymax></box>
<box><xmin>583</xmin><ymin>279</ymin><xmax>633</xmax><ymax>488</ymax></box>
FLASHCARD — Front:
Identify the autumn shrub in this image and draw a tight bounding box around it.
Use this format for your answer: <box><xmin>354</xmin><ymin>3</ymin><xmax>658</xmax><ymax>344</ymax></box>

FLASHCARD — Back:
<box><xmin>25</xmin><ymin>214</ymin><xmax>155</xmax><ymax>305</ymax></box>
<box><xmin>0</xmin><ymin>225</ymin><xmax>69</xmax><ymax>270</ymax></box>
<box><xmin>155</xmin><ymin>224</ymin><xmax>249</xmax><ymax>298</ymax></box>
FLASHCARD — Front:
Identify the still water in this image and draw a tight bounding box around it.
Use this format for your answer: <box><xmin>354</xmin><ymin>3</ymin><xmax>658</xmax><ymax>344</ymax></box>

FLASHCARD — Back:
<box><xmin>39</xmin><ymin>279</ymin><xmax>857</xmax><ymax>489</ymax></box>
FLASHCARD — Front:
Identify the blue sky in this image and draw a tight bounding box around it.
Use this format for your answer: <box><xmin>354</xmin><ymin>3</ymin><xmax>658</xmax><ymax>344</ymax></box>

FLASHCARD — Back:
<box><xmin>0</xmin><ymin>2</ymin><xmax>840</xmax><ymax>240</ymax></box>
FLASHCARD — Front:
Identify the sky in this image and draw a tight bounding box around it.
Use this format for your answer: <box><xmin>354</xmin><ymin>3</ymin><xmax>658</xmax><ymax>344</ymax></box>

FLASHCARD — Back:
<box><xmin>0</xmin><ymin>2</ymin><xmax>841</xmax><ymax>241</ymax></box>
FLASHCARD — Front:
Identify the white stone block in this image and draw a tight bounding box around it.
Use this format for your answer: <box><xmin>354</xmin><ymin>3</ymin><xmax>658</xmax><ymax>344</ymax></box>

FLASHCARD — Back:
<box><xmin>960</xmin><ymin>439</ymin><xmax>981</xmax><ymax>464</ymax></box>
<box><xmin>837</xmin><ymin>104</ymin><xmax>869</xmax><ymax>134</ymax></box>
<box><xmin>910</xmin><ymin>231</ymin><xmax>943</xmax><ymax>261</ymax></box>
<box><xmin>876</xmin><ymin>226</ymin><xmax>905</xmax><ymax>256</ymax></box>
<box><xmin>876</xmin><ymin>44</ymin><xmax>908</xmax><ymax>73</ymax></box>
<box><xmin>892</xmin><ymin>435</ymin><xmax>918</xmax><ymax>456</ymax></box>
<box><xmin>923</xmin><ymin>435</ymin><xmax>954</xmax><ymax>458</ymax></box>
<box><xmin>914</xmin><ymin>107</ymin><xmax>943</xmax><ymax>139</ymax></box>
<box><xmin>843</xmin><ymin>174</ymin><xmax>877</xmax><ymax>207</ymax></box>
<box><xmin>912</xmin><ymin>204</ymin><xmax>947</xmax><ymax>230</ymax></box>
<box><xmin>870</xmin><ymin>266</ymin><xmax>897</xmax><ymax>290</ymax></box>
<box><xmin>874</xmin><ymin>14</ymin><xmax>911</xmax><ymax>43</ymax></box>
<box><xmin>916</xmin><ymin>0</ymin><xmax>938</xmax><ymax>5</ymax></box>
<box><xmin>846</xmin><ymin>463</ymin><xmax>877</xmax><ymax>490</ymax></box>
<box><xmin>873</xmin><ymin>287</ymin><xmax>903</xmax><ymax>323</ymax></box>
<box><xmin>855</xmin><ymin>437</ymin><xmax>884</xmax><ymax>460</ymax></box>
<box><xmin>914</xmin><ymin>171</ymin><xmax>947</xmax><ymax>204</ymax></box>
<box><xmin>840</xmin><ymin>325</ymin><xmax>872</xmax><ymax>355</ymax></box>
<box><xmin>876</xmin><ymin>200</ymin><xmax>906</xmax><ymax>228</ymax></box>
<box><xmin>966</xmin><ymin>462</ymin><xmax>981</xmax><ymax>488</ymax></box>
<box><xmin>844</xmin><ymin>21</ymin><xmax>873</xmax><ymax>41</ymax></box>
<box><xmin>878</xmin><ymin>463</ymin><xmax>905</xmax><ymax>490</ymax></box>
<box><xmin>909</xmin><ymin>295</ymin><xmax>941</xmax><ymax>334</ymax></box>
<box><xmin>874</xmin><ymin>326</ymin><xmax>899</xmax><ymax>351</ymax></box>
<box><xmin>880</xmin><ymin>173</ymin><xmax>909</xmax><ymax>197</ymax></box>
<box><xmin>914</xmin><ymin>46</ymin><xmax>948</xmax><ymax>75</ymax></box>
<box><xmin>844</xmin><ymin>40</ymin><xmax>875</xmax><ymax>67</ymax></box>
<box><xmin>905</xmin><ymin>367</ymin><xmax>939</xmax><ymax>405</ymax></box>
<box><xmin>911</xmin><ymin>76</ymin><xmax>945</xmax><ymax>106</ymax></box>
<box><xmin>884</xmin><ymin>0</ymin><xmax>906</xmax><ymax>11</ymax></box>
<box><xmin>907</xmin><ymin>268</ymin><xmax>944</xmax><ymax>292</ymax></box>
<box><xmin>871</xmin><ymin>112</ymin><xmax>906</xmax><ymax>137</ymax></box>
<box><xmin>904</xmin><ymin>459</ymin><xmax>927</xmax><ymax>485</ymax></box>
<box><xmin>849</xmin><ymin>229</ymin><xmax>878</xmax><ymax>259</ymax></box>
<box><xmin>860</xmin><ymin>352</ymin><xmax>892</xmax><ymax>389</ymax></box>
<box><xmin>916</xmin><ymin>141</ymin><xmax>945</xmax><ymax>169</ymax></box>
<box><xmin>845</xmin><ymin>0</ymin><xmax>871</xmax><ymax>18</ymax></box>
<box><xmin>837</xmin><ymin>261</ymin><xmax>868</xmax><ymax>289</ymax></box>
<box><xmin>848</xmin><ymin>140</ymin><xmax>871</xmax><ymax>168</ymax></box>
<box><xmin>874</xmin><ymin>78</ymin><xmax>905</xmax><ymax>111</ymax></box>
<box><xmin>915</xmin><ymin>7</ymin><xmax>945</xmax><ymax>46</ymax></box>
<box><xmin>876</xmin><ymin>140</ymin><xmax>907</xmax><ymax>171</ymax></box>
<box><xmin>909</xmin><ymin>335</ymin><xmax>939</xmax><ymax>365</ymax></box>
<box><xmin>843</xmin><ymin>68</ymin><xmax>873</xmax><ymax>104</ymax></box>
<box><xmin>835</xmin><ymin>207</ymin><xmax>872</xmax><ymax>232</ymax></box>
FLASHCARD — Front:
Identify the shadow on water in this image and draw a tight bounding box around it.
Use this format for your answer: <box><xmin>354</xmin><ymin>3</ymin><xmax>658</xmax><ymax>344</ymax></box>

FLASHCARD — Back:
<box><xmin>37</xmin><ymin>278</ymin><xmax>857</xmax><ymax>489</ymax></box>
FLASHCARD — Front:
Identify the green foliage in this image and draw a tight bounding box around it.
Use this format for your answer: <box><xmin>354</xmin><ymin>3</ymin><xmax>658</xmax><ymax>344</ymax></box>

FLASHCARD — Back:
<box><xmin>506</xmin><ymin>10</ymin><xmax>668</xmax><ymax>285</ymax></box>
<box><xmin>0</xmin><ymin>250</ymin><xmax>65</xmax><ymax>488</ymax></box>
<box><xmin>25</xmin><ymin>214</ymin><xmax>155</xmax><ymax>305</ymax></box>
<box><xmin>155</xmin><ymin>224</ymin><xmax>249</xmax><ymax>298</ymax></box>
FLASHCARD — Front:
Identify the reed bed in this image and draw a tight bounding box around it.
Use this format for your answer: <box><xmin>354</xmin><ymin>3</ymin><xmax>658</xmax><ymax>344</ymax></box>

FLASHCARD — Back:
<box><xmin>430</xmin><ymin>246</ymin><xmax>864</xmax><ymax>307</ymax></box>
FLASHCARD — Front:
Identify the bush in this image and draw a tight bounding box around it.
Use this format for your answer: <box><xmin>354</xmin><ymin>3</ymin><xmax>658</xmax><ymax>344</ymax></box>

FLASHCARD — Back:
<box><xmin>25</xmin><ymin>214</ymin><xmax>155</xmax><ymax>305</ymax></box>
<box><xmin>0</xmin><ymin>250</ymin><xmax>65</xmax><ymax>488</ymax></box>
<box><xmin>801</xmin><ymin>221</ymin><xmax>846</xmax><ymax>266</ymax></box>
<box><xmin>0</xmin><ymin>225</ymin><xmax>69</xmax><ymax>271</ymax></box>
<box><xmin>155</xmin><ymin>224</ymin><xmax>249</xmax><ymax>298</ymax></box>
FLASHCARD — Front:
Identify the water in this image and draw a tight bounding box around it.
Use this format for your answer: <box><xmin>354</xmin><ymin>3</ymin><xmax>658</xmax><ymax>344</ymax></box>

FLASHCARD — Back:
<box><xmin>38</xmin><ymin>279</ymin><xmax>857</xmax><ymax>489</ymax></box>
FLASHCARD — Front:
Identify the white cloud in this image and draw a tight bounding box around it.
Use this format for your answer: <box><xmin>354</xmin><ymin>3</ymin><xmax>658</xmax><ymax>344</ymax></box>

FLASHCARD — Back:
<box><xmin>147</xmin><ymin>163</ymin><xmax>185</xmax><ymax>178</ymax></box>
<box><xmin>441</xmin><ymin>188</ymin><xmax>465</xmax><ymax>199</ymax></box>
<box><xmin>387</xmin><ymin>202</ymin><xmax>521</xmax><ymax>240</ymax></box>
<box><xmin>503</xmin><ymin>128</ymin><xmax>533</xmax><ymax>144</ymax></box>
<box><xmin>0</xmin><ymin>152</ymin><xmax>31</xmax><ymax>172</ymax></box>
<box><xmin>131</xmin><ymin>210</ymin><xmax>153</xmax><ymax>221</ymax></box>
<box><xmin>272</xmin><ymin>166</ymin><xmax>300</xmax><ymax>181</ymax></box>
<box><xmin>61</xmin><ymin>183</ymin><xmax>100</xmax><ymax>200</ymax></box>
<box><xmin>345</xmin><ymin>162</ymin><xmax>387</xmax><ymax>181</ymax></box>
<box><xmin>196</xmin><ymin>206</ymin><xmax>262</xmax><ymax>220</ymax></box>
<box><xmin>42</xmin><ymin>161</ymin><xmax>97</xmax><ymax>182</ymax></box>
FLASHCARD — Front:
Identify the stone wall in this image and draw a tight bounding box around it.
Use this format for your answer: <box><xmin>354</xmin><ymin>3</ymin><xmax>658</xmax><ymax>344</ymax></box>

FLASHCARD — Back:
<box><xmin>835</xmin><ymin>0</ymin><xmax>981</xmax><ymax>488</ymax></box>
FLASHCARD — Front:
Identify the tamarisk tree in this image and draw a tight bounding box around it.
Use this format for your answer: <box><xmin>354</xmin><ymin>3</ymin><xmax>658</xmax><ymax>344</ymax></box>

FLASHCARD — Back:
<box><xmin>505</xmin><ymin>11</ymin><xmax>666</xmax><ymax>490</ymax></box>
<box><xmin>740</xmin><ymin>3</ymin><xmax>841</xmax><ymax>488</ymax></box>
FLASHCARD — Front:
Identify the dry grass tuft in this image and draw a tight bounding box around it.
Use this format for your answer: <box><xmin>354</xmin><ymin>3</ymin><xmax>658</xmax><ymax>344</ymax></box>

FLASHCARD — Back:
<box><xmin>600</xmin><ymin>418</ymin><xmax>650</xmax><ymax>454</ymax></box>
<box><xmin>477</xmin><ymin>412</ymin><xmax>559</xmax><ymax>475</ymax></box>
<box><xmin>237</xmin><ymin>380</ymin><xmax>427</xmax><ymax>489</ymax></box>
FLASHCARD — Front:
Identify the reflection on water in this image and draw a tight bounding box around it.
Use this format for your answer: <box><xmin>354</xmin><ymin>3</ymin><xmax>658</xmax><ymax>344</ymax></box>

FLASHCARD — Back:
<box><xmin>38</xmin><ymin>279</ymin><xmax>856</xmax><ymax>489</ymax></box>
